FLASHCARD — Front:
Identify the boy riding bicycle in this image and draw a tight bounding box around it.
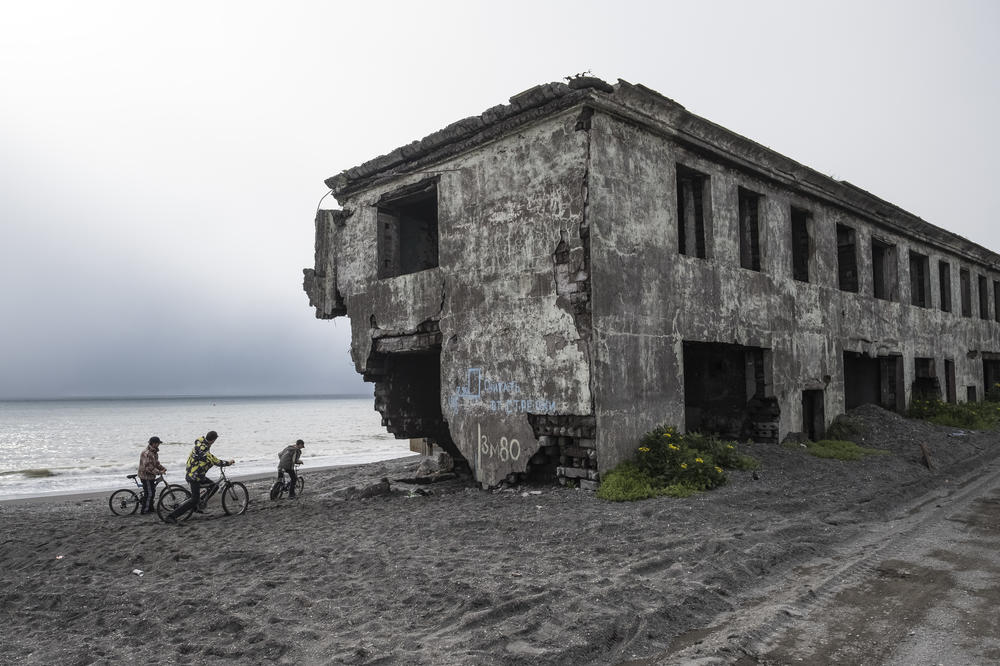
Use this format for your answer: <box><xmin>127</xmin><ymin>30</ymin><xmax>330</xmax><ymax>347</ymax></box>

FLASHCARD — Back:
<box><xmin>276</xmin><ymin>439</ymin><xmax>304</xmax><ymax>498</ymax></box>
<box><xmin>164</xmin><ymin>430</ymin><xmax>234</xmax><ymax>524</ymax></box>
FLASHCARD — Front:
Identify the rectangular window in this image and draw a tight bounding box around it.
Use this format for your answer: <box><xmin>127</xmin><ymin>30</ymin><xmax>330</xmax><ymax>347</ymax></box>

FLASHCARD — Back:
<box><xmin>376</xmin><ymin>180</ymin><xmax>439</xmax><ymax>279</ymax></box>
<box><xmin>676</xmin><ymin>164</ymin><xmax>709</xmax><ymax>258</ymax></box>
<box><xmin>994</xmin><ymin>280</ymin><xmax>1000</xmax><ymax>323</ymax></box>
<box><xmin>939</xmin><ymin>260</ymin><xmax>952</xmax><ymax>312</ymax></box>
<box><xmin>978</xmin><ymin>274</ymin><xmax>990</xmax><ymax>320</ymax></box>
<box><xmin>871</xmin><ymin>238</ymin><xmax>897</xmax><ymax>301</ymax></box>
<box><xmin>738</xmin><ymin>187</ymin><xmax>762</xmax><ymax>271</ymax></box>
<box><xmin>837</xmin><ymin>224</ymin><xmax>859</xmax><ymax>293</ymax></box>
<box><xmin>908</xmin><ymin>250</ymin><xmax>930</xmax><ymax>307</ymax></box>
<box><xmin>790</xmin><ymin>206</ymin><xmax>810</xmax><ymax>282</ymax></box>
<box><xmin>960</xmin><ymin>269</ymin><xmax>972</xmax><ymax>317</ymax></box>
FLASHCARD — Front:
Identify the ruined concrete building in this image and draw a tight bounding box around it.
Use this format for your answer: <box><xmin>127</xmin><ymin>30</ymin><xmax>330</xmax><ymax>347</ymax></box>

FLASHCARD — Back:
<box><xmin>305</xmin><ymin>76</ymin><xmax>1000</xmax><ymax>489</ymax></box>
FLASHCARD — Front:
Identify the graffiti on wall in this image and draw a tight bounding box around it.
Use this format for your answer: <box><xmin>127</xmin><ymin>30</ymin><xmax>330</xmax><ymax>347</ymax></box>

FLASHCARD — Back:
<box><xmin>448</xmin><ymin>367</ymin><xmax>558</xmax><ymax>413</ymax></box>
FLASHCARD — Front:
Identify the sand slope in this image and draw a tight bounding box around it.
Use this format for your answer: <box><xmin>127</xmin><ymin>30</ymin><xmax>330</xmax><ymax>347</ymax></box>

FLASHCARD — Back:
<box><xmin>1</xmin><ymin>405</ymin><xmax>998</xmax><ymax>665</ymax></box>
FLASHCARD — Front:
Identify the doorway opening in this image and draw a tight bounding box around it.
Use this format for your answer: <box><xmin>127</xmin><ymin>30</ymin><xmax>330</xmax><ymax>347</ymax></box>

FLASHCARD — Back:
<box><xmin>683</xmin><ymin>341</ymin><xmax>778</xmax><ymax>441</ymax></box>
<box><xmin>843</xmin><ymin>351</ymin><xmax>904</xmax><ymax>412</ymax></box>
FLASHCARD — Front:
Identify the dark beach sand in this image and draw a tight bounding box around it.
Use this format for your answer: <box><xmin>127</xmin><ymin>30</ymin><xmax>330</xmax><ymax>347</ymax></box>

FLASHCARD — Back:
<box><xmin>1</xmin><ymin>405</ymin><xmax>998</xmax><ymax>665</ymax></box>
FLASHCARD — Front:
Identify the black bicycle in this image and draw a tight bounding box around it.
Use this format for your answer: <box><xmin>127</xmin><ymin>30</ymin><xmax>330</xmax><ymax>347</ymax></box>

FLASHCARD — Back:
<box><xmin>269</xmin><ymin>468</ymin><xmax>304</xmax><ymax>500</ymax></box>
<box><xmin>156</xmin><ymin>466</ymin><xmax>249</xmax><ymax>521</ymax></box>
<box><xmin>109</xmin><ymin>474</ymin><xmax>182</xmax><ymax>516</ymax></box>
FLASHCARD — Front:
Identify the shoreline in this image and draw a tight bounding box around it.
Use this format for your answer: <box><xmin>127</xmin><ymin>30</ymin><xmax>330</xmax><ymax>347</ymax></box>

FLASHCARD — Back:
<box><xmin>0</xmin><ymin>455</ymin><xmax>420</xmax><ymax>505</ymax></box>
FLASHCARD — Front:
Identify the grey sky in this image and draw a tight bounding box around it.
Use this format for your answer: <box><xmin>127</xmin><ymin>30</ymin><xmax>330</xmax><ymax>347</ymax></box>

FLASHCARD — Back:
<box><xmin>1</xmin><ymin>0</ymin><xmax>998</xmax><ymax>399</ymax></box>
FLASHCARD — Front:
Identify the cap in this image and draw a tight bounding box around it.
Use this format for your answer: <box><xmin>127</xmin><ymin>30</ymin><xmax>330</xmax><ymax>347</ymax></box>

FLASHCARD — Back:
<box><xmin>206</xmin><ymin>430</ymin><xmax>218</xmax><ymax>442</ymax></box>
<box><xmin>296</xmin><ymin>439</ymin><xmax>305</xmax><ymax>447</ymax></box>
<box><xmin>149</xmin><ymin>436</ymin><xmax>162</xmax><ymax>445</ymax></box>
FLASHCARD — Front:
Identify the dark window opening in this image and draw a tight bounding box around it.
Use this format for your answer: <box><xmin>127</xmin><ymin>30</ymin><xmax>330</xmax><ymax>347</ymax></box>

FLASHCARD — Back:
<box><xmin>967</xmin><ymin>386</ymin><xmax>977</xmax><ymax>402</ymax></box>
<box><xmin>738</xmin><ymin>187</ymin><xmax>762</xmax><ymax>271</ymax></box>
<box><xmin>676</xmin><ymin>164</ymin><xmax>708</xmax><ymax>258</ymax></box>
<box><xmin>944</xmin><ymin>359</ymin><xmax>957</xmax><ymax>404</ymax></box>
<box><xmin>939</xmin><ymin>261</ymin><xmax>952</xmax><ymax>313</ymax></box>
<box><xmin>837</xmin><ymin>224</ymin><xmax>859</xmax><ymax>292</ymax></box>
<box><xmin>960</xmin><ymin>269</ymin><xmax>972</xmax><ymax>317</ymax></box>
<box><xmin>909</xmin><ymin>251</ymin><xmax>930</xmax><ymax>308</ymax></box>
<box><xmin>984</xmin><ymin>357</ymin><xmax>1000</xmax><ymax>400</ymax></box>
<box><xmin>801</xmin><ymin>389</ymin><xmax>825</xmax><ymax>440</ymax></box>
<box><xmin>376</xmin><ymin>181</ymin><xmax>439</xmax><ymax>279</ymax></box>
<box><xmin>683</xmin><ymin>341</ymin><xmax>777</xmax><ymax>442</ymax></box>
<box><xmin>871</xmin><ymin>238</ymin><xmax>897</xmax><ymax>301</ymax></box>
<box><xmin>912</xmin><ymin>357</ymin><xmax>940</xmax><ymax>402</ymax></box>
<box><xmin>843</xmin><ymin>351</ymin><xmax>904</xmax><ymax>412</ymax></box>
<box><xmin>994</xmin><ymin>280</ymin><xmax>1000</xmax><ymax>323</ymax></box>
<box><xmin>790</xmin><ymin>206</ymin><xmax>811</xmax><ymax>282</ymax></box>
<box><xmin>978</xmin><ymin>274</ymin><xmax>990</xmax><ymax>320</ymax></box>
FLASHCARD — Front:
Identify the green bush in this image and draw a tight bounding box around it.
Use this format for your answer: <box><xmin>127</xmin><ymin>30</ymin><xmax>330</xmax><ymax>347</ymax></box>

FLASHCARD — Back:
<box><xmin>598</xmin><ymin>425</ymin><xmax>759</xmax><ymax>501</ymax></box>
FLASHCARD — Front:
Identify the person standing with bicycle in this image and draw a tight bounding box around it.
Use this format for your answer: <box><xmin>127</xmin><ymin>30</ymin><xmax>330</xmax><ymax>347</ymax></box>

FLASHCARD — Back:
<box><xmin>164</xmin><ymin>430</ymin><xmax>233</xmax><ymax>524</ymax></box>
<box><xmin>277</xmin><ymin>439</ymin><xmax>304</xmax><ymax>498</ymax></box>
<box><xmin>137</xmin><ymin>436</ymin><xmax>167</xmax><ymax>514</ymax></box>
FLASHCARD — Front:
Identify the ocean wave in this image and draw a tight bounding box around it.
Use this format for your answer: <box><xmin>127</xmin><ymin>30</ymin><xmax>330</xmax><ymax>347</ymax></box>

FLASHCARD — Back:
<box><xmin>0</xmin><ymin>468</ymin><xmax>57</xmax><ymax>478</ymax></box>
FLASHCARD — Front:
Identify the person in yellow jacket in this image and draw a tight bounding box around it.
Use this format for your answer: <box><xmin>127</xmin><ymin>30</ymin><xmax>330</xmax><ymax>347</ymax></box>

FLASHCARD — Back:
<box><xmin>164</xmin><ymin>430</ymin><xmax>233</xmax><ymax>523</ymax></box>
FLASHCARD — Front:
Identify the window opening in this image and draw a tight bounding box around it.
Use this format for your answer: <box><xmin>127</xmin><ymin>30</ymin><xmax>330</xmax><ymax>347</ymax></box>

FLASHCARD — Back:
<box><xmin>871</xmin><ymin>238</ymin><xmax>897</xmax><ymax>301</ymax></box>
<box><xmin>909</xmin><ymin>251</ymin><xmax>930</xmax><ymax>307</ymax></box>
<box><xmin>938</xmin><ymin>260</ymin><xmax>952</xmax><ymax>313</ymax></box>
<box><xmin>837</xmin><ymin>224</ymin><xmax>859</xmax><ymax>292</ymax></box>
<box><xmin>960</xmin><ymin>269</ymin><xmax>972</xmax><ymax>317</ymax></box>
<box><xmin>994</xmin><ymin>280</ymin><xmax>1000</xmax><ymax>323</ymax></box>
<box><xmin>843</xmin><ymin>351</ymin><xmax>903</xmax><ymax>412</ymax></box>
<box><xmin>376</xmin><ymin>180</ymin><xmax>439</xmax><ymax>279</ymax></box>
<box><xmin>790</xmin><ymin>206</ymin><xmax>810</xmax><ymax>282</ymax></box>
<box><xmin>676</xmin><ymin>164</ymin><xmax>708</xmax><ymax>258</ymax></box>
<box><xmin>738</xmin><ymin>187</ymin><xmax>762</xmax><ymax>271</ymax></box>
<box><xmin>978</xmin><ymin>274</ymin><xmax>989</xmax><ymax>320</ymax></box>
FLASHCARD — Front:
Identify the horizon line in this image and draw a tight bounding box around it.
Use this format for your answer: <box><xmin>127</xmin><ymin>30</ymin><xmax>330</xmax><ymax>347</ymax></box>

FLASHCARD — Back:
<box><xmin>0</xmin><ymin>392</ymin><xmax>375</xmax><ymax>403</ymax></box>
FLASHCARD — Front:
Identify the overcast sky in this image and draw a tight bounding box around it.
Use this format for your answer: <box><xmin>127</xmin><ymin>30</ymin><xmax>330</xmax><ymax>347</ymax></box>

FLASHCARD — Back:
<box><xmin>1</xmin><ymin>0</ymin><xmax>997</xmax><ymax>399</ymax></box>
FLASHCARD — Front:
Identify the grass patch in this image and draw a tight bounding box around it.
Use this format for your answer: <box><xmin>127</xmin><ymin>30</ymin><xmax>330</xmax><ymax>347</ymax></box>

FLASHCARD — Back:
<box><xmin>908</xmin><ymin>397</ymin><xmax>1000</xmax><ymax>430</ymax></box>
<box><xmin>788</xmin><ymin>439</ymin><xmax>888</xmax><ymax>461</ymax></box>
<box><xmin>597</xmin><ymin>425</ymin><xmax>759</xmax><ymax>502</ymax></box>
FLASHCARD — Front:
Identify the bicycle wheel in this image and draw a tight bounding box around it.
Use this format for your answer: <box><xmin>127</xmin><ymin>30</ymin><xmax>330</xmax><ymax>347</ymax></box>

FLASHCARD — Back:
<box><xmin>109</xmin><ymin>489</ymin><xmax>139</xmax><ymax>516</ymax></box>
<box><xmin>157</xmin><ymin>486</ymin><xmax>194</xmax><ymax>522</ymax></box>
<box><xmin>269</xmin><ymin>480</ymin><xmax>283</xmax><ymax>501</ymax></box>
<box><xmin>294</xmin><ymin>476</ymin><xmax>304</xmax><ymax>496</ymax></box>
<box><xmin>222</xmin><ymin>482</ymin><xmax>249</xmax><ymax>515</ymax></box>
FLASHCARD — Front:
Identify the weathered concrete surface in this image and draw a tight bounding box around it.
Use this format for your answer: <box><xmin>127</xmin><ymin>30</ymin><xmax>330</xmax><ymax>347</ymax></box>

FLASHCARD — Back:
<box><xmin>307</xmin><ymin>76</ymin><xmax>1000</xmax><ymax>487</ymax></box>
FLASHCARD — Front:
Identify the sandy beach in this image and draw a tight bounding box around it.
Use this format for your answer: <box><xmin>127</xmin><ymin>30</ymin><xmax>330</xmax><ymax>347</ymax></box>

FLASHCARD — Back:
<box><xmin>2</xmin><ymin>404</ymin><xmax>999</xmax><ymax>665</ymax></box>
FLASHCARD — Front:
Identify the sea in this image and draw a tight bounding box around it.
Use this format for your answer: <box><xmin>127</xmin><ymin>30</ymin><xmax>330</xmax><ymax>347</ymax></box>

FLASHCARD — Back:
<box><xmin>0</xmin><ymin>395</ymin><xmax>413</xmax><ymax>500</ymax></box>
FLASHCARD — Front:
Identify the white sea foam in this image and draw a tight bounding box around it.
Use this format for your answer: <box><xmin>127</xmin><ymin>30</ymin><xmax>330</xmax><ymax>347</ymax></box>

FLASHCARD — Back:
<box><xmin>0</xmin><ymin>396</ymin><xmax>412</xmax><ymax>499</ymax></box>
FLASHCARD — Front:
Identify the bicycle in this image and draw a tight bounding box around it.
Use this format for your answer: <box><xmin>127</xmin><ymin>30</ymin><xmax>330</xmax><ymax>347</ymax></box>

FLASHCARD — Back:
<box><xmin>108</xmin><ymin>473</ymin><xmax>182</xmax><ymax>516</ymax></box>
<box><xmin>269</xmin><ymin>468</ymin><xmax>304</xmax><ymax>500</ymax></box>
<box><xmin>156</xmin><ymin>465</ymin><xmax>249</xmax><ymax>521</ymax></box>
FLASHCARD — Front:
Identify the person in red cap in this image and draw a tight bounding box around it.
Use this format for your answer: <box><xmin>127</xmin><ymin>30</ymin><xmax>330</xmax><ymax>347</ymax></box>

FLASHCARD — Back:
<box><xmin>138</xmin><ymin>436</ymin><xmax>167</xmax><ymax>514</ymax></box>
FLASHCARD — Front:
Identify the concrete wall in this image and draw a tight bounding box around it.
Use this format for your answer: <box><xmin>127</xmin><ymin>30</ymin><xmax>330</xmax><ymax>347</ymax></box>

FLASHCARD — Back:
<box><xmin>587</xmin><ymin>107</ymin><xmax>1000</xmax><ymax>472</ymax></box>
<box><xmin>328</xmin><ymin>110</ymin><xmax>592</xmax><ymax>487</ymax></box>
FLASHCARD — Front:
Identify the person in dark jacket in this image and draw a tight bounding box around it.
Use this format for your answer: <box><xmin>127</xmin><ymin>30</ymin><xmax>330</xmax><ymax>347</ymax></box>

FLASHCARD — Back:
<box><xmin>164</xmin><ymin>430</ymin><xmax>233</xmax><ymax>524</ymax></box>
<box><xmin>277</xmin><ymin>439</ymin><xmax>304</xmax><ymax>498</ymax></box>
<box><xmin>138</xmin><ymin>436</ymin><xmax>167</xmax><ymax>514</ymax></box>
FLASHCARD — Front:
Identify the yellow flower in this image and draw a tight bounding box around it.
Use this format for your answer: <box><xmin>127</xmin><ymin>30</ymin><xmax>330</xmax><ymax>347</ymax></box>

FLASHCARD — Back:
<box><xmin>638</xmin><ymin>446</ymin><xmax>650</xmax><ymax>453</ymax></box>
<box><xmin>665</xmin><ymin>433</ymin><xmax>672</xmax><ymax>438</ymax></box>
<box><xmin>715</xmin><ymin>466</ymin><xmax>723</xmax><ymax>473</ymax></box>
<box><xmin>668</xmin><ymin>444</ymin><xmax>679</xmax><ymax>451</ymax></box>
<box><xmin>726</xmin><ymin>445</ymin><xmax>735</xmax><ymax>450</ymax></box>
<box><xmin>680</xmin><ymin>463</ymin><xmax>687</xmax><ymax>469</ymax></box>
<box><xmin>695</xmin><ymin>457</ymin><xmax>704</xmax><ymax>463</ymax></box>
